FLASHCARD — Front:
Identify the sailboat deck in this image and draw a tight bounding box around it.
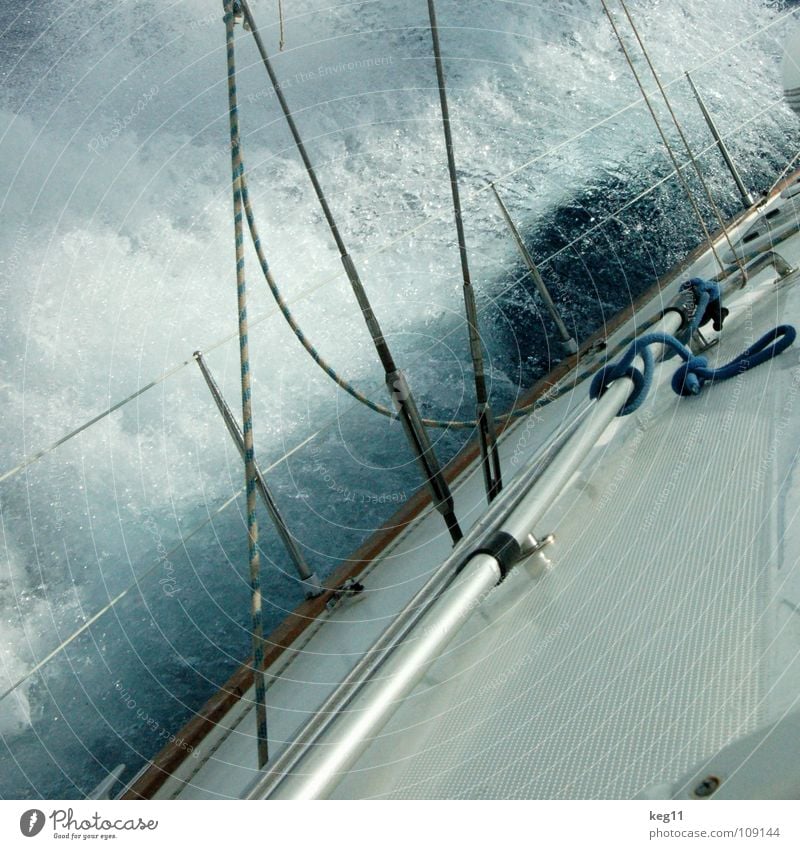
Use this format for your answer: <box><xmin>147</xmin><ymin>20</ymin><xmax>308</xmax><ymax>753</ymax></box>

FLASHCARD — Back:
<box><xmin>152</xmin><ymin>197</ymin><xmax>800</xmax><ymax>800</ymax></box>
<box><xmin>333</xmin><ymin>258</ymin><xmax>800</xmax><ymax>798</ymax></box>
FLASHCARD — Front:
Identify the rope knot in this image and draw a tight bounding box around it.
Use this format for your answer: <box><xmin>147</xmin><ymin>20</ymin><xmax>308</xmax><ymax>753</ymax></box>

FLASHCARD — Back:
<box><xmin>672</xmin><ymin>355</ymin><xmax>708</xmax><ymax>397</ymax></box>
<box><xmin>591</xmin><ymin>323</ymin><xmax>795</xmax><ymax>417</ymax></box>
<box><xmin>681</xmin><ymin>277</ymin><xmax>728</xmax><ymax>335</ymax></box>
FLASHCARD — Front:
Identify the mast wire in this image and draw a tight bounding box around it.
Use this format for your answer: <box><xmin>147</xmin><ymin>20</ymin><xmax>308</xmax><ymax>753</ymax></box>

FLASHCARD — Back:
<box><xmin>0</xmin><ymin>5</ymin><xmax>793</xmax><ymax>486</ymax></box>
<box><xmin>615</xmin><ymin>0</ymin><xmax>745</xmax><ymax>273</ymax></box>
<box><xmin>601</xmin><ymin>0</ymin><xmax>728</xmax><ymax>274</ymax></box>
<box><xmin>0</xmin><ymin>96</ymin><xmax>787</xmax><ymax>707</ymax></box>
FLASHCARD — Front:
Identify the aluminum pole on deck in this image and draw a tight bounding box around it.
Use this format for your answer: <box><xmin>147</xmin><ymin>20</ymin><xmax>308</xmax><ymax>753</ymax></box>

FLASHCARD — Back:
<box><xmin>252</xmin><ymin>309</ymin><xmax>683</xmax><ymax>799</ymax></box>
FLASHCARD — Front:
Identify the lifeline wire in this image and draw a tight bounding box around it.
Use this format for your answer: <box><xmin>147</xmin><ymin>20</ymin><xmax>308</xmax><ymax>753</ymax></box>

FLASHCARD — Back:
<box><xmin>0</xmin><ymin>14</ymin><xmax>793</xmax><ymax>485</ymax></box>
<box><xmin>616</xmin><ymin>0</ymin><xmax>744</xmax><ymax>270</ymax></box>
<box><xmin>601</xmin><ymin>0</ymin><xmax>728</xmax><ymax>274</ymax></box>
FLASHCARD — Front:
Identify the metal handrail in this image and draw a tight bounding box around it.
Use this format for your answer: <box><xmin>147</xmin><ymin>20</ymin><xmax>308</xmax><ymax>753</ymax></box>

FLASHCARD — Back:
<box><xmin>715</xmin><ymin>249</ymin><xmax>797</xmax><ymax>289</ymax></box>
<box><xmin>241</xmin><ymin>398</ymin><xmax>597</xmax><ymax>799</ymax></box>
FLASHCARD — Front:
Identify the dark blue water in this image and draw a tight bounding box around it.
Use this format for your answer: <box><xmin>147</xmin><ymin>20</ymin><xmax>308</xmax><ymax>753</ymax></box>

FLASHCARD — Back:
<box><xmin>0</xmin><ymin>0</ymin><xmax>797</xmax><ymax>799</ymax></box>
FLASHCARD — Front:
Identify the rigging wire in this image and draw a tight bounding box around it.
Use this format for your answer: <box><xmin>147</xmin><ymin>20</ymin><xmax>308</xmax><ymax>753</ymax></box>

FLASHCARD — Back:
<box><xmin>224</xmin><ymin>0</ymin><xmax>269</xmax><ymax>767</ymax></box>
<box><xmin>0</xmin><ymin>93</ymin><xmax>784</xmax><ymax>489</ymax></box>
<box><xmin>615</xmin><ymin>0</ymin><xmax>745</xmax><ymax>270</ymax></box>
<box><xmin>239</xmin><ymin>0</ymin><xmax>463</xmax><ymax>543</ymax></box>
<box><xmin>426</xmin><ymin>0</ymin><xmax>502</xmax><ymax>501</ymax></box>
<box><xmin>601</xmin><ymin>0</ymin><xmax>728</xmax><ymax>275</ymax></box>
<box><xmin>277</xmin><ymin>0</ymin><xmax>285</xmax><ymax>50</ymax></box>
<box><xmin>0</xmin><ymin>6</ymin><xmax>793</xmax><ymax>487</ymax></box>
<box><xmin>538</xmin><ymin>97</ymin><xmax>781</xmax><ymax>267</ymax></box>
<box><xmin>0</xmin><ymin>94</ymin><xmax>786</xmax><ymax>708</ymax></box>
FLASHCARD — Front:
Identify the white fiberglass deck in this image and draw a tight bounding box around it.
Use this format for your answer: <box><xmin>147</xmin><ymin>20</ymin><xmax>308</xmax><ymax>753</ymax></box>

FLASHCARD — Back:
<box><xmin>330</xmin><ymin>254</ymin><xmax>800</xmax><ymax>799</ymax></box>
<box><xmin>160</xmin><ymin>198</ymin><xmax>800</xmax><ymax>800</ymax></box>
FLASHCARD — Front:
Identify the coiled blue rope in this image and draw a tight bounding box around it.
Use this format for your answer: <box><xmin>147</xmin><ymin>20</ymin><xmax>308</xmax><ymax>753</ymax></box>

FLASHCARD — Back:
<box><xmin>682</xmin><ymin>276</ymin><xmax>721</xmax><ymax>338</ymax></box>
<box><xmin>590</xmin><ymin>324</ymin><xmax>796</xmax><ymax>416</ymax></box>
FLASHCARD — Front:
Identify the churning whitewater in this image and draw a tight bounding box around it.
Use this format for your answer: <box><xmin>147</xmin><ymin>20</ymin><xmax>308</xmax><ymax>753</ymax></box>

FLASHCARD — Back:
<box><xmin>0</xmin><ymin>0</ymin><xmax>796</xmax><ymax>797</ymax></box>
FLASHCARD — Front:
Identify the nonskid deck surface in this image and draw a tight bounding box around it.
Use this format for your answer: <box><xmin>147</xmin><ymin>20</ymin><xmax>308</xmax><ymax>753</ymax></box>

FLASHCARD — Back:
<box><xmin>162</xmin><ymin>201</ymin><xmax>800</xmax><ymax>800</ymax></box>
<box><xmin>330</xmin><ymin>251</ymin><xmax>800</xmax><ymax>799</ymax></box>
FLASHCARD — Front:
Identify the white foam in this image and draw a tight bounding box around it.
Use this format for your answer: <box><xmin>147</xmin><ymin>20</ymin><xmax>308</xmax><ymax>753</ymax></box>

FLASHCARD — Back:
<box><xmin>0</xmin><ymin>0</ymin><xmax>793</xmax><ymax>766</ymax></box>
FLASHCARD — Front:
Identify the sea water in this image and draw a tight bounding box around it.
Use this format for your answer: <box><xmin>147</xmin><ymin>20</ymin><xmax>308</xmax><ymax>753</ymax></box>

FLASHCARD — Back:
<box><xmin>0</xmin><ymin>0</ymin><xmax>796</xmax><ymax>797</ymax></box>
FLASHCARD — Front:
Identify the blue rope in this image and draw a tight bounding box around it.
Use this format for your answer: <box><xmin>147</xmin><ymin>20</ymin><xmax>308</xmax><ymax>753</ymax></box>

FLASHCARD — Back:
<box><xmin>590</xmin><ymin>324</ymin><xmax>796</xmax><ymax>416</ymax></box>
<box><xmin>682</xmin><ymin>276</ymin><xmax>721</xmax><ymax>338</ymax></box>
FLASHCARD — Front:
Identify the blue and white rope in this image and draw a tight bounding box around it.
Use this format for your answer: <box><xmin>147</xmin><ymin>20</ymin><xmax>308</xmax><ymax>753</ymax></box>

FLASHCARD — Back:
<box><xmin>224</xmin><ymin>0</ymin><xmax>269</xmax><ymax>768</ymax></box>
